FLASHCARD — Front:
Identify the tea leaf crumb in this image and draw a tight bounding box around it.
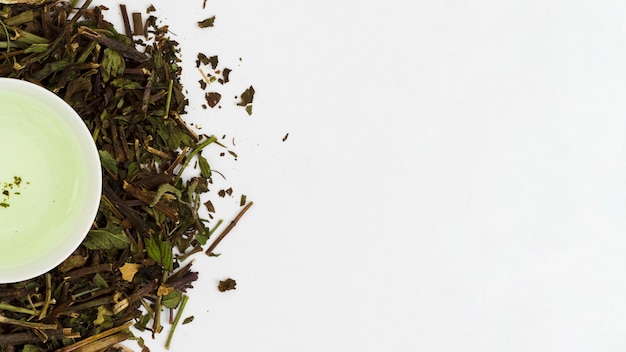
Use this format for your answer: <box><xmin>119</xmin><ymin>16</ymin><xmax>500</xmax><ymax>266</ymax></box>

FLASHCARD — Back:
<box><xmin>218</xmin><ymin>278</ymin><xmax>236</xmax><ymax>292</ymax></box>
<box><xmin>198</xmin><ymin>16</ymin><xmax>215</xmax><ymax>28</ymax></box>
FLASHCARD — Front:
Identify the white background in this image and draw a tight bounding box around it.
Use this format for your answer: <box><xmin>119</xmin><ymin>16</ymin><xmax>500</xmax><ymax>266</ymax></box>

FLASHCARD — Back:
<box><xmin>97</xmin><ymin>0</ymin><xmax>626</xmax><ymax>351</ymax></box>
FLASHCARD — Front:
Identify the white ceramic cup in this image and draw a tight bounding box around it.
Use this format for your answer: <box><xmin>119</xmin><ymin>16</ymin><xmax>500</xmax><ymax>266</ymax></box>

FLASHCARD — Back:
<box><xmin>0</xmin><ymin>78</ymin><xmax>101</xmax><ymax>283</ymax></box>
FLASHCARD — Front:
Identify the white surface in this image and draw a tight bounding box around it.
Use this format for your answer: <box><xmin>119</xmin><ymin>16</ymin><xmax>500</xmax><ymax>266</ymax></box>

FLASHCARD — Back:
<box><xmin>103</xmin><ymin>1</ymin><xmax>626</xmax><ymax>351</ymax></box>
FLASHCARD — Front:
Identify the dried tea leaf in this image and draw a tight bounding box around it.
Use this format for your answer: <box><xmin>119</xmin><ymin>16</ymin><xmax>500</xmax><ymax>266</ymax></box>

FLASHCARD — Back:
<box><xmin>21</xmin><ymin>345</ymin><xmax>39</xmax><ymax>352</ymax></box>
<box><xmin>218</xmin><ymin>278</ymin><xmax>237</xmax><ymax>292</ymax></box>
<box><xmin>198</xmin><ymin>154</ymin><xmax>211</xmax><ymax>178</ymax></box>
<box><xmin>208</xmin><ymin>55</ymin><xmax>219</xmax><ymax>69</ymax></box>
<box><xmin>100</xmin><ymin>48</ymin><xmax>126</xmax><ymax>83</ymax></box>
<box><xmin>99</xmin><ymin>150</ymin><xmax>119</xmax><ymax>175</ymax></box>
<box><xmin>58</xmin><ymin>254</ymin><xmax>88</xmax><ymax>273</ymax></box>
<box><xmin>221</xmin><ymin>68</ymin><xmax>231</xmax><ymax>84</ymax></box>
<box><xmin>196</xmin><ymin>52</ymin><xmax>210</xmax><ymax>67</ymax></box>
<box><xmin>83</xmin><ymin>228</ymin><xmax>130</xmax><ymax>250</ymax></box>
<box><xmin>162</xmin><ymin>290</ymin><xmax>182</xmax><ymax>309</ymax></box>
<box><xmin>204</xmin><ymin>199</ymin><xmax>215</xmax><ymax>213</ymax></box>
<box><xmin>205</xmin><ymin>92</ymin><xmax>221</xmax><ymax>108</ymax></box>
<box><xmin>145</xmin><ymin>235</ymin><xmax>174</xmax><ymax>271</ymax></box>
<box><xmin>93</xmin><ymin>273</ymin><xmax>109</xmax><ymax>288</ymax></box>
<box><xmin>198</xmin><ymin>16</ymin><xmax>215</xmax><ymax>28</ymax></box>
<box><xmin>151</xmin><ymin>184</ymin><xmax>182</xmax><ymax>207</ymax></box>
<box><xmin>182</xmin><ymin>316</ymin><xmax>194</xmax><ymax>324</ymax></box>
<box><xmin>237</xmin><ymin>86</ymin><xmax>255</xmax><ymax>106</ymax></box>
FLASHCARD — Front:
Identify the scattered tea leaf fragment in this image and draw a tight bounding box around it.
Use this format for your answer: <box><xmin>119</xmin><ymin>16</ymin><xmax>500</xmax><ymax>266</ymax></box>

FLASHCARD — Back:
<box><xmin>283</xmin><ymin>133</ymin><xmax>289</xmax><ymax>142</ymax></box>
<box><xmin>196</xmin><ymin>52</ymin><xmax>209</xmax><ymax>67</ymax></box>
<box><xmin>182</xmin><ymin>316</ymin><xmax>194</xmax><ymax>324</ymax></box>
<box><xmin>205</xmin><ymin>92</ymin><xmax>221</xmax><ymax>108</ymax></box>
<box><xmin>237</xmin><ymin>86</ymin><xmax>255</xmax><ymax>115</ymax></box>
<box><xmin>209</xmin><ymin>55</ymin><xmax>219</xmax><ymax>69</ymax></box>
<box><xmin>218</xmin><ymin>278</ymin><xmax>237</xmax><ymax>292</ymax></box>
<box><xmin>237</xmin><ymin>85</ymin><xmax>255</xmax><ymax>106</ymax></box>
<box><xmin>205</xmin><ymin>199</ymin><xmax>215</xmax><ymax>213</ymax></box>
<box><xmin>221</xmin><ymin>68</ymin><xmax>231</xmax><ymax>83</ymax></box>
<box><xmin>198</xmin><ymin>16</ymin><xmax>215</xmax><ymax>28</ymax></box>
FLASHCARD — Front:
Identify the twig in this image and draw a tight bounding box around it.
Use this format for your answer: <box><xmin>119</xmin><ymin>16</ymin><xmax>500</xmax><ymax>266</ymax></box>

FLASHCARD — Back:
<box><xmin>119</xmin><ymin>4</ymin><xmax>132</xmax><ymax>38</ymax></box>
<box><xmin>0</xmin><ymin>314</ymin><xmax>56</xmax><ymax>330</ymax></box>
<box><xmin>165</xmin><ymin>294</ymin><xmax>189</xmax><ymax>349</ymax></box>
<box><xmin>77</xmin><ymin>26</ymin><xmax>148</xmax><ymax>62</ymax></box>
<box><xmin>38</xmin><ymin>273</ymin><xmax>52</xmax><ymax>319</ymax></box>
<box><xmin>206</xmin><ymin>202</ymin><xmax>254</xmax><ymax>255</ymax></box>
<box><xmin>56</xmin><ymin>321</ymin><xmax>133</xmax><ymax>352</ymax></box>
<box><xmin>0</xmin><ymin>329</ymin><xmax>79</xmax><ymax>346</ymax></box>
<box><xmin>0</xmin><ymin>303</ymin><xmax>37</xmax><ymax>316</ymax></box>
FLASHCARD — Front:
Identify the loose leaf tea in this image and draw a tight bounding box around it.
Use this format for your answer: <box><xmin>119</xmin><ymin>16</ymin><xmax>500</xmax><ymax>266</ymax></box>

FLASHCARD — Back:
<box><xmin>0</xmin><ymin>1</ymin><xmax>253</xmax><ymax>351</ymax></box>
<box><xmin>0</xmin><ymin>176</ymin><xmax>27</xmax><ymax>208</ymax></box>
<box><xmin>237</xmin><ymin>85</ymin><xmax>255</xmax><ymax>115</ymax></box>
<box><xmin>197</xmin><ymin>15</ymin><xmax>215</xmax><ymax>28</ymax></box>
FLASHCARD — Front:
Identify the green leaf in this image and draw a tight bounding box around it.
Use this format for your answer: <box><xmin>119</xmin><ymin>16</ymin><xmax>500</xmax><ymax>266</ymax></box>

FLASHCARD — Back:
<box><xmin>100</xmin><ymin>47</ymin><xmax>126</xmax><ymax>83</ymax></box>
<box><xmin>134</xmin><ymin>314</ymin><xmax>151</xmax><ymax>332</ymax></box>
<box><xmin>111</xmin><ymin>78</ymin><xmax>143</xmax><ymax>89</ymax></box>
<box><xmin>197</xmin><ymin>154</ymin><xmax>211</xmax><ymax>178</ymax></box>
<box><xmin>182</xmin><ymin>316</ymin><xmax>194</xmax><ymax>324</ymax></box>
<box><xmin>127</xmin><ymin>161</ymin><xmax>140</xmax><ymax>180</ymax></box>
<box><xmin>150</xmin><ymin>183</ymin><xmax>182</xmax><ymax>207</ymax></box>
<box><xmin>99</xmin><ymin>150</ymin><xmax>118</xmax><ymax>175</ymax></box>
<box><xmin>145</xmin><ymin>235</ymin><xmax>173</xmax><ymax>271</ymax></box>
<box><xmin>24</xmin><ymin>43</ymin><xmax>48</xmax><ymax>53</ymax></box>
<box><xmin>196</xmin><ymin>228</ymin><xmax>210</xmax><ymax>246</ymax></box>
<box><xmin>83</xmin><ymin>228</ymin><xmax>130</xmax><ymax>250</ymax></box>
<box><xmin>21</xmin><ymin>344</ymin><xmax>40</xmax><ymax>352</ymax></box>
<box><xmin>162</xmin><ymin>290</ymin><xmax>182</xmax><ymax>309</ymax></box>
<box><xmin>92</xmin><ymin>273</ymin><xmax>109</xmax><ymax>289</ymax></box>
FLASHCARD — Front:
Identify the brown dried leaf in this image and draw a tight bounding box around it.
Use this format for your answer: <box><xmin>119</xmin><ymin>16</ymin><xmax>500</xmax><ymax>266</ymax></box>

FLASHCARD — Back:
<box><xmin>218</xmin><ymin>278</ymin><xmax>236</xmax><ymax>292</ymax></box>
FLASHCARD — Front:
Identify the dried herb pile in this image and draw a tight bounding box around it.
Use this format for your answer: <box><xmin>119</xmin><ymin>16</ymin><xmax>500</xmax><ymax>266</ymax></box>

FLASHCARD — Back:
<box><xmin>0</xmin><ymin>1</ymin><xmax>252</xmax><ymax>351</ymax></box>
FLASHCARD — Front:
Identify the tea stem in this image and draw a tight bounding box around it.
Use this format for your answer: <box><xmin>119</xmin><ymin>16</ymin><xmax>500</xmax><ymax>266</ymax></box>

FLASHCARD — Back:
<box><xmin>206</xmin><ymin>202</ymin><xmax>253</xmax><ymax>256</ymax></box>
<box><xmin>164</xmin><ymin>79</ymin><xmax>173</xmax><ymax>117</ymax></box>
<box><xmin>164</xmin><ymin>294</ymin><xmax>189</xmax><ymax>349</ymax></box>
<box><xmin>57</xmin><ymin>321</ymin><xmax>133</xmax><ymax>352</ymax></box>
<box><xmin>39</xmin><ymin>272</ymin><xmax>52</xmax><ymax>319</ymax></box>
<box><xmin>173</xmin><ymin>135</ymin><xmax>217</xmax><ymax>184</ymax></box>
<box><xmin>0</xmin><ymin>314</ymin><xmax>57</xmax><ymax>330</ymax></box>
<box><xmin>0</xmin><ymin>303</ymin><xmax>37</xmax><ymax>316</ymax></box>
